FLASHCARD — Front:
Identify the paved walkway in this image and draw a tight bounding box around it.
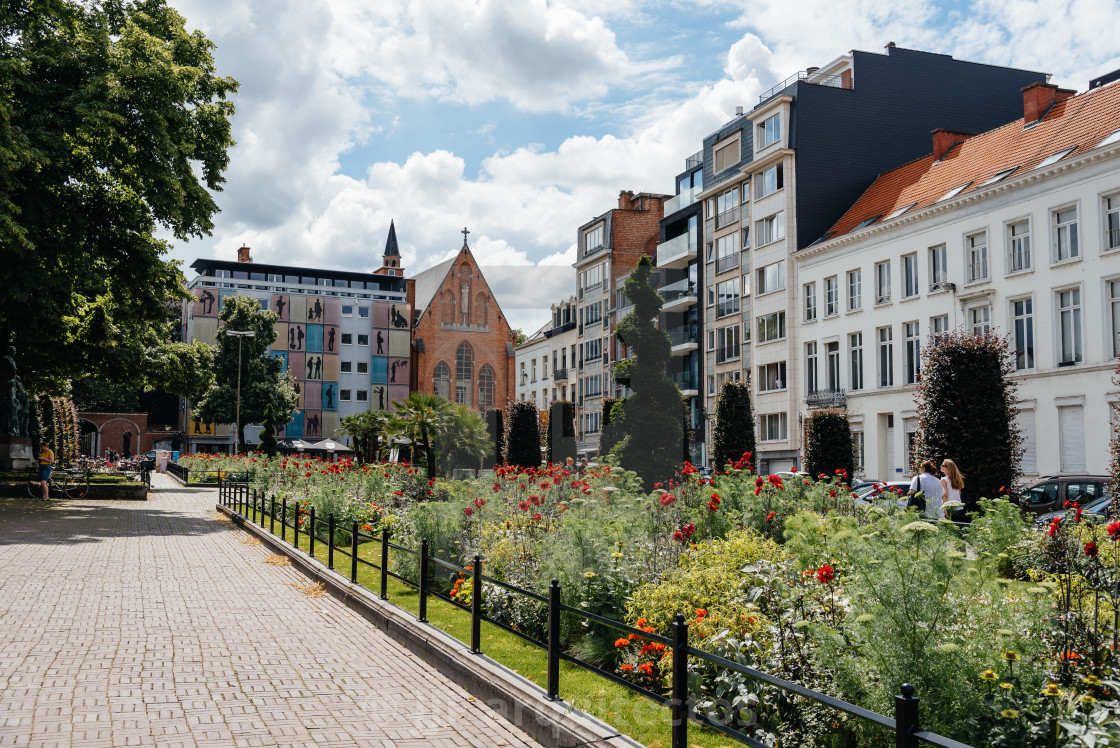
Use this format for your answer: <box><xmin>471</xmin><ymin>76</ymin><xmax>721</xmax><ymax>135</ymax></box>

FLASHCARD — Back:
<box><xmin>0</xmin><ymin>488</ymin><xmax>538</xmax><ymax>748</ymax></box>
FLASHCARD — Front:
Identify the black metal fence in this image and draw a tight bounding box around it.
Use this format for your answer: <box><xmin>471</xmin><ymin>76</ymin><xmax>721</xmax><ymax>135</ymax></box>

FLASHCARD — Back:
<box><xmin>169</xmin><ymin>463</ymin><xmax>252</xmax><ymax>486</ymax></box>
<box><xmin>218</xmin><ymin>476</ymin><xmax>973</xmax><ymax>748</ymax></box>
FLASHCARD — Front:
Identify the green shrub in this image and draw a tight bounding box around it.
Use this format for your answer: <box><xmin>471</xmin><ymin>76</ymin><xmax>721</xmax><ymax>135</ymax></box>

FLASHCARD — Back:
<box><xmin>711</xmin><ymin>381</ymin><xmax>755</xmax><ymax>472</ymax></box>
<box><xmin>505</xmin><ymin>401</ymin><xmax>540</xmax><ymax>469</ymax></box>
<box><xmin>485</xmin><ymin>408</ymin><xmax>504</xmax><ymax>468</ymax></box>
<box><xmin>546</xmin><ymin>400</ymin><xmax>576</xmax><ymax>465</ymax></box>
<box><xmin>804</xmin><ymin>409</ymin><xmax>854</xmax><ymax>485</ymax></box>
<box><xmin>965</xmin><ymin>498</ymin><xmax>1029</xmax><ymax>576</ymax></box>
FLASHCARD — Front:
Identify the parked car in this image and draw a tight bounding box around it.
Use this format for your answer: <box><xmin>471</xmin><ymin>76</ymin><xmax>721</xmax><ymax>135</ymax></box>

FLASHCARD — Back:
<box><xmin>1035</xmin><ymin>495</ymin><xmax>1113</xmax><ymax>526</ymax></box>
<box><xmin>1019</xmin><ymin>475</ymin><xmax>1112</xmax><ymax>516</ymax></box>
<box><xmin>851</xmin><ymin>478</ymin><xmax>884</xmax><ymax>491</ymax></box>
<box><xmin>854</xmin><ymin>480</ymin><xmax>912</xmax><ymax>508</ymax></box>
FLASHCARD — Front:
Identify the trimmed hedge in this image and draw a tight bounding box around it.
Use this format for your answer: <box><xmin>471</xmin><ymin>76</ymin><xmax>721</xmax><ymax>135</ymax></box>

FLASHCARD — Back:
<box><xmin>711</xmin><ymin>381</ymin><xmax>755</xmax><ymax>472</ymax></box>
<box><xmin>505</xmin><ymin>401</ymin><xmax>541</xmax><ymax>469</ymax></box>
<box><xmin>804</xmin><ymin>409</ymin><xmax>854</xmax><ymax>485</ymax></box>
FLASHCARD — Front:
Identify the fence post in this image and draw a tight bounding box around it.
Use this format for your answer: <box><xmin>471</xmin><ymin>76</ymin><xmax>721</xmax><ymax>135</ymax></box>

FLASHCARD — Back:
<box><xmin>380</xmin><ymin>528</ymin><xmax>390</xmax><ymax>600</ymax></box>
<box><xmin>270</xmin><ymin>496</ymin><xmax>275</xmax><ymax>535</ymax></box>
<box><xmin>470</xmin><ymin>555</ymin><xmax>482</xmax><ymax>654</ymax></box>
<box><xmin>308</xmin><ymin>507</ymin><xmax>316</xmax><ymax>558</ymax></box>
<box><xmin>419</xmin><ymin>539</ymin><xmax>429</xmax><ymax>623</ymax></box>
<box><xmin>895</xmin><ymin>683</ymin><xmax>919</xmax><ymax>748</ymax></box>
<box><xmin>251</xmin><ymin>489</ymin><xmax>258</xmax><ymax>524</ymax></box>
<box><xmin>671</xmin><ymin>613</ymin><xmax>689</xmax><ymax>748</ymax></box>
<box><xmin>350</xmin><ymin>522</ymin><xmax>358</xmax><ymax>583</ymax></box>
<box><xmin>280</xmin><ymin>498</ymin><xmax>286</xmax><ymax>542</ymax></box>
<box><xmin>327</xmin><ymin>514</ymin><xmax>335</xmax><ymax>571</ymax></box>
<box><xmin>547</xmin><ymin>578</ymin><xmax>560</xmax><ymax>700</ymax></box>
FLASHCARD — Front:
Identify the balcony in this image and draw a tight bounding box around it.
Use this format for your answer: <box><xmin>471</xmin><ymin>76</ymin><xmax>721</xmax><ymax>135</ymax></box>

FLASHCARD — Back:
<box><xmin>664</xmin><ymin>186</ymin><xmax>700</xmax><ymax>215</ymax></box>
<box><xmin>670</xmin><ymin>370</ymin><xmax>699</xmax><ymax>395</ymax></box>
<box><xmin>545</xmin><ymin>321</ymin><xmax>577</xmax><ymax>338</ymax></box>
<box><xmin>554</xmin><ymin>368</ymin><xmax>568</xmax><ymax>382</ymax></box>
<box><xmin>715</xmin><ymin>205</ymin><xmax>739</xmax><ymax>230</ymax></box>
<box><xmin>685</xmin><ymin>150</ymin><xmax>703</xmax><ymax>169</ymax></box>
<box><xmin>658</xmin><ymin>278</ymin><xmax>697</xmax><ymax>313</ymax></box>
<box><xmin>806</xmin><ymin>388</ymin><xmax>847</xmax><ymax>409</ymax></box>
<box><xmin>656</xmin><ymin>231</ymin><xmax>697</xmax><ymax>270</ymax></box>
<box><xmin>715</xmin><ymin>252</ymin><xmax>740</xmax><ymax>275</ymax></box>
<box><xmin>666</xmin><ymin>324</ymin><xmax>698</xmax><ymax>355</ymax></box>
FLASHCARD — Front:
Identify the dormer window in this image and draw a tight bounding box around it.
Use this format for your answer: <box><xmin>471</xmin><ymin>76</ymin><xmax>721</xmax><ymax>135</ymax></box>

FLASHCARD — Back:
<box><xmin>758</xmin><ymin>113</ymin><xmax>781</xmax><ymax>148</ymax></box>
<box><xmin>1033</xmin><ymin>147</ymin><xmax>1076</xmax><ymax>170</ymax></box>
<box><xmin>936</xmin><ymin>182</ymin><xmax>972</xmax><ymax>202</ymax></box>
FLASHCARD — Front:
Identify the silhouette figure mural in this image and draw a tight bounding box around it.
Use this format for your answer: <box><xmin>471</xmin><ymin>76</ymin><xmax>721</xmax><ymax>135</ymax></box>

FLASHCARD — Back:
<box><xmin>288</xmin><ymin>328</ymin><xmax>295</xmax><ymax>348</ymax></box>
<box><xmin>324</xmin><ymin>385</ymin><xmax>334</xmax><ymax>409</ymax></box>
<box><xmin>307</xmin><ymin>299</ymin><xmax>323</xmax><ymax>323</ymax></box>
<box><xmin>390</xmin><ymin>304</ymin><xmax>408</xmax><ymax>329</ymax></box>
<box><xmin>327</xmin><ymin>328</ymin><xmax>335</xmax><ymax>352</ymax></box>
<box><xmin>191</xmin><ymin>416</ymin><xmax>213</xmax><ymax>435</ymax></box>
<box><xmin>198</xmin><ymin>289</ymin><xmax>216</xmax><ymax>314</ymax></box>
<box><xmin>296</xmin><ymin>326</ymin><xmax>305</xmax><ymax>350</ymax></box>
<box><xmin>275</xmin><ymin>295</ymin><xmax>286</xmax><ymax>319</ymax></box>
<box><xmin>390</xmin><ymin>360</ymin><xmax>403</xmax><ymax>383</ymax></box>
<box><xmin>306</xmin><ymin>413</ymin><xmax>321</xmax><ymax>437</ymax></box>
<box><xmin>373</xmin><ymin>386</ymin><xmax>386</xmax><ymax>411</ymax></box>
<box><xmin>376</xmin><ymin>331</ymin><xmax>384</xmax><ymax>355</ymax></box>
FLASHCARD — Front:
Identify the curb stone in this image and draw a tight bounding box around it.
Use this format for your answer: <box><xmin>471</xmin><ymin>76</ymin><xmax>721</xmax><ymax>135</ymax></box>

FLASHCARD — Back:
<box><xmin>217</xmin><ymin>503</ymin><xmax>643</xmax><ymax>748</ymax></box>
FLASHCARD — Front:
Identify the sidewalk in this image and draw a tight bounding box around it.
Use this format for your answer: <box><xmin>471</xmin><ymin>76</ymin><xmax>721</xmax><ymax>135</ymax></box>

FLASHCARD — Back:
<box><xmin>0</xmin><ymin>491</ymin><xmax>538</xmax><ymax>748</ymax></box>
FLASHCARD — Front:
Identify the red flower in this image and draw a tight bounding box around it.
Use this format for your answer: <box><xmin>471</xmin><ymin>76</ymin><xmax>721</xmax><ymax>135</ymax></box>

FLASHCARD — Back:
<box><xmin>816</xmin><ymin>564</ymin><xmax>835</xmax><ymax>585</ymax></box>
<box><xmin>619</xmin><ymin>664</ymin><xmax>634</xmax><ymax>672</ymax></box>
<box><xmin>1076</xmin><ymin>506</ymin><xmax>1084</xmax><ymax>523</ymax></box>
<box><xmin>653</xmin><ymin>482</ymin><xmax>662</xmax><ymax>489</ymax></box>
<box><xmin>637</xmin><ymin>663</ymin><xmax>653</xmax><ymax>676</ymax></box>
<box><xmin>672</xmin><ymin>531</ymin><xmax>684</xmax><ymax>542</ymax></box>
<box><xmin>707</xmin><ymin>501</ymin><xmax>718</xmax><ymax>512</ymax></box>
<box><xmin>463</xmin><ymin>507</ymin><xmax>474</xmax><ymax>517</ymax></box>
<box><xmin>518</xmin><ymin>501</ymin><xmax>530</xmax><ymax>511</ymax></box>
<box><xmin>1085</xmin><ymin>542</ymin><xmax>1099</xmax><ymax>557</ymax></box>
<box><xmin>660</xmin><ymin>494</ymin><xmax>676</xmax><ymax>506</ymax></box>
<box><xmin>1108</xmin><ymin>521</ymin><xmax>1120</xmax><ymax>541</ymax></box>
<box><xmin>532</xmin><ymin>513</ymin><xmax>542</xmax><ymax>522</ymax></box>
<box><xmin>1047</xmin><ymin>517</ymin><xmax>1062</xmax><ymax>536</ymax></box>
<box><xmin>765</xmin><ymin>511</ymin><xmax>776</xmax><ymax>521</ymax></box>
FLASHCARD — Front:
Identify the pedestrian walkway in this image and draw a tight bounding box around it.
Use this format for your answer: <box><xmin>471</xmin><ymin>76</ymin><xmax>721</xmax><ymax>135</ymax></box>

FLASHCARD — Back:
<box><xmin>0</xmin><ymin>490</ymin><xmax>538</xmax><ymax>748</ymax></box>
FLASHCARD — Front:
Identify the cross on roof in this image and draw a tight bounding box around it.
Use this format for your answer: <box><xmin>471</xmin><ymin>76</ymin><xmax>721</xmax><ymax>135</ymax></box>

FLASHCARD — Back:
<box><xmin>461</xmin><ymin>226</ymin><xmax>470</xmax><ymax>247</ymax></box>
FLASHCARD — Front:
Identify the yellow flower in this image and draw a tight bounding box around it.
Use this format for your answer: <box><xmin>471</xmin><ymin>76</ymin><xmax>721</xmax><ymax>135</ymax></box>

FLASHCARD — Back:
<box><xmin>583</xmin><ymin>571</ymin><xmax>596</xmax><ymax>578</ymax></box>
<box><xmin>611</xmin><ymin>552</ymin><xmax>623</xmax><ymax>558</ymax></box>
<box><xmin>1082</xmin><ymin>695</ymin><xmax>1098</xmax><ymax>704</ymax></box>
<box><xmin>1000</xmin><ymin>651</ymin><xmax>1020</xmax><ymax>662</ymax></box>
<box><xmin>1000</xmin><ymin>709</ymin><xmax>1019</xmax><ymax>719</ymax></box>
<box><xmin>1083</xmin><ymin>675</ymin><xmax>1101</xmax><ymax>685</ymax></box>
<box><xmin>1042</xmin><ymin>683</ymin><xmax>1061</xmax><ymax>697</ymax></box>
<box><xmin>980</xmin><ymin>670</ymin><xmax>998</xmax><ymax>681</ymax></box>
<box><xmin>999</xmin><ymin>683</ymin><xmax>1014</xmax><ymax>691</ymax></box>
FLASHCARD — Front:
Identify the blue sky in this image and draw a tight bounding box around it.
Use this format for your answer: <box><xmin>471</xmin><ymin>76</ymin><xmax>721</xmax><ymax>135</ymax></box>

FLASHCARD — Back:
<box><xmin>167</xmin><ymin>0</ymin><xmax>1120</xmax><ymax>333</ymax></box>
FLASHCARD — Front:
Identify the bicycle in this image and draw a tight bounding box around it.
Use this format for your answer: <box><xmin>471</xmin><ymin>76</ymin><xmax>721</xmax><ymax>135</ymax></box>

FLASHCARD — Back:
<box><xmin>26</xmin><ymin>466</ymin><xmax>90</xmax><ymax>500</ymax></box>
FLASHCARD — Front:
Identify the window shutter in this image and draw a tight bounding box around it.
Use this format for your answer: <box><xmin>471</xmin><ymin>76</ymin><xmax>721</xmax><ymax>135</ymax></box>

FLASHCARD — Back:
<box><xmin>1059</xmin><ymin>405</ymin><xmax>1086</xmax><ymax>472</ymax></box>
<box><xmin>1016</xmin><ymin>410</ymin><xmax>1037</xmax><ymax>475</ymax></box>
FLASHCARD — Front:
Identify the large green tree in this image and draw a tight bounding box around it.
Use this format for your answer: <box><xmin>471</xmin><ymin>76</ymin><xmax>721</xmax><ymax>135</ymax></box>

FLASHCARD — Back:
<box><xmin>339</xmin><ymin>410</ymin><xmax>392</xmax><ymax>464</ymax></box>
<box><xmin>194</xmin><ymin>296</ymin><xmax>296</xmax><ymax>450</ymax></box>
<box><xmin>711</xmin><ymin>381</ymin><xmax>756</xmax><ymax>471</ymax></box>
<box><xmin>1</xmin><ymin>0</ymin><xmax>237</xmax><ymax>393</ymax></box>
<box><xmin>390</xmin><ymin>392</ymin><xmax>452</xmax><ymax>480</ymax></box>
<box><xmin>611</xmin><ymin>257</ymin><xmax>681</xmax><ymax>489</ymax></box>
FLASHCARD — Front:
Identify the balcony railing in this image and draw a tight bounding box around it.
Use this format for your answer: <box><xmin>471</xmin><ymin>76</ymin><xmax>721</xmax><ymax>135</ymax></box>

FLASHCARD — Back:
<box><xmin>658</xmin><ymin>278</ymin><xmax>696</xmax><ymax>306</ymax></box>
<box><xmin>666</xmin><ymin>325</ymin><xmax>698</xmax><ymax>348</ymax></box>
<box><xmin>806</xmin><ymin>388</ymin><xmax>847</xmax><ymax>409</ymax></box>
<box><xmin>656</xmin><ymin>231</ymin><xmax>697</xmax><ymax>268</ymax></box>
<box><xmin>715</xmin><ymin>253</ymin><xmax>740</xmax><ymax>275</ymax></box>
<box><xmin>554</xmin><ymin>368</ymin><xmax>568</xmax><ymax>381</ymax></box>
<box><xmin>758</xmin><ymin>68</ymin><xmax>853</xmax><ymax>105</ymax></box>
<box><xmin>685</xmin><ymin>150</ymin><xmax>703</xmax><ymax>169</ymax></box>
<box><xmin>670</xmin><ymin>370</ymin><xmax>699</xmax><ymax>392</ymax></box>
<box><xmin>664</xmin><ymin>186</ymin><xmax>700</xmax><ymax>215</ymax></box>
<box><xmin>715</xmin><ymin>206</ymin><xmax>739</xmax><ymax>230</ymax></box>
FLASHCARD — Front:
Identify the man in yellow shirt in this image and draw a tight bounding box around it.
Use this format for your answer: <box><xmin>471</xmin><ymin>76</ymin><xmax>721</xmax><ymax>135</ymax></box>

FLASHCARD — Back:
<box><xmin>38</xmin><ymin>444</ymin><xmax>54</xmax><ymax>500</ymax></box>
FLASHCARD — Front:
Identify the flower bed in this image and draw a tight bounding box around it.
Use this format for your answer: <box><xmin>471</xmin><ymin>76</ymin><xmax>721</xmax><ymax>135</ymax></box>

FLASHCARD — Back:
<box><xmin>200</xmin><ymin>452</ymin><xmax>1120</xmax><ymax>747</ymax></box>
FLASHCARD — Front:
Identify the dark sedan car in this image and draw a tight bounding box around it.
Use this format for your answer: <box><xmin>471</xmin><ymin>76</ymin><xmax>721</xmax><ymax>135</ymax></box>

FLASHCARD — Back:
<box><xmin>1020</xmin><ymin>475</ymin><xmax>1112</xmax><ymax>516</ymax></box>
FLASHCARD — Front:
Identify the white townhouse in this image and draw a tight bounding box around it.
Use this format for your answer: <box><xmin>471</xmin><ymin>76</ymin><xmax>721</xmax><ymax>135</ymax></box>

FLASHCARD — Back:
<box><xmin>514</xmin><ymin>297</ymin><xmax>579</xmax><ymax>411</ymax></box>
<box><xmin>794</xmin><ymin>80</ymin><xmax>1120</xmax><ymax>481</ymax></box>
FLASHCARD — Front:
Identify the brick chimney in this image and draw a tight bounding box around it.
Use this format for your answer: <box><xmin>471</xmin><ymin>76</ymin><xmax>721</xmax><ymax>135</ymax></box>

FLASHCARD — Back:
<box><xmin>618</xmin><ymin>190</ymin><xmax>635</xmax><ymax>209</ymax></box>
<box><xmin>1022</xmin><ymin>81</ymin><xmax>1076</xmax><ymax>124</ymax></box>
<box><xmin>236</xmin><ymin>245</ymin><xmax>252</xmax><ymax>263</ymax></box>
<box><xmin>931</xmin><ymin>129</ymin><xmax>976</xmax><ymax>160</ymax></box>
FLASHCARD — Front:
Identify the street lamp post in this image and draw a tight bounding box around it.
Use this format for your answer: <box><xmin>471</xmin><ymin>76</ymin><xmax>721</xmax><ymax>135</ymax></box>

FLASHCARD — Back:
<box><xmin>225</xmin><ymin>330</ymin><xmax>256</xmax><ymax>455</ymax></box>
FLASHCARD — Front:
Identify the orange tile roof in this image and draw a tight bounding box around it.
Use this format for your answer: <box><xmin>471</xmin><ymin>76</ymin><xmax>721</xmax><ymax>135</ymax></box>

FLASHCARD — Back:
<box><xmin>825</xmin><ymin>82</ymin><xmax>1120</xmax><ymax>240</ymax></box>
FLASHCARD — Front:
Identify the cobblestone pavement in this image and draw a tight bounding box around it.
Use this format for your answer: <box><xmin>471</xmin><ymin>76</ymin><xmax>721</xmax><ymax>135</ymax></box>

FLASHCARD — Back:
<box><xmin>0</xmin><ymin>489</ymin><xmax>538</xmax><ymax>748</ymax></box>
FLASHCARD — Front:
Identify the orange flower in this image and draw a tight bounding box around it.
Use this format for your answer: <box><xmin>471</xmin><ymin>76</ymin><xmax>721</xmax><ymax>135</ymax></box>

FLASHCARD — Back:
<box><xmin>619</xmin><ymin>664</ymin><xmax>634</xmax><ymax>672</ymax></box>
<box><xmin>695</xmin><ymin>608</ymin><xmax>707</xmax><ymax>618</ymax></box>
<box><xmin>637</xmin><ymin>663</ymin><xmax>654</xmax><ymax>676</ymax></box>
<box><xmin>615</xmin><ymin>638</ymin><xmax>630</xmax><ymax>648</ymax></box>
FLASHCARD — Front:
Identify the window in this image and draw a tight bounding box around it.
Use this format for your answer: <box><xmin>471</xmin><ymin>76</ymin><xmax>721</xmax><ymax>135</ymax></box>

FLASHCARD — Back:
<box><xmin>456</xmin><ymin>343</ymin><xmax>474</xmax><ymax>406</ymax></box>
<box><xmin>875</xmin><ymin>261</ymin><xmax>891</xmax><ymax>303</ymax></box>
<box><xmin>805</xmin><ymin>342</ymin><xmax>818</xmax><ymax>394</ymax></box>
<box><xmin>713</xmin><ymin>135</ymin><xmax>741</xmax><ymax>173</ymax></box>
<box><xmin>358</xmin><ymin>306</ymin><xmax>369</xmax><ymax>318</ymax></box>
<box><xmin>707</xmin><ymin>329</ymin><xmax>715</xmax><ymax>351</ymax></box>
<box><xmin>814</xmin><ymin>278</ymin><xmax>835</xmax><ymax>319</ymax></box>
<box><xmin>853</xmin><ymin>431</ymin><xmax>865</xmax><ymax>473</ymax></box>
<box><xmin>755</xmin><ymin>164</ymin><xmax>784</xmax><ymax>198</ymax></box>
<box><xmin>707</xmin><ymin>375</ymin><xmax>715</xmax><ymax>396</ymax></box>
<box><xmin>741</xmin><ymin>228</ymin><xmax>751</xmax><ymax>250</ymax></box>
<box><xmin>902</xmin><ymin>255</ymin><xmax>919</xmax><ymax>298</ymax></box>
<box><xmin>342</xmin><ymin>305</ymin><xmax>353</xmax><ymax>316</ymax></box>
<box><xmin>848</xmin><ymin>270</ymin><xmax>862</xmax><ymax>311</ymax></box>
<box><xmin>756</xmin><ymin>312</ymin><xmax>786</xmax><ymax>343</ymax></box>
<box><xmin>849</xmin><ymin>333</ymin><xmax>864</xmax><ymax>391</ymax></box>
<box><xmin>966</xmin><ymin>232</ymin><xmax>989</xmax><ymax>282</ymax></box>
<box><xmin>584</xmin><ymin>412</ymin><xmax>601</xmax><ymax>434</ymax></box>
<box><xmin>885</xmin><ymin>202</ymin><xmax>917</xmax><ymax>220</ymax></box>
<box><xmin>932</xmin><ymin>315</ymin><xmax>950</xmax><ymax>336</ymax></box>
<box><xmin>716</xmin><ymin>234</ymin><xmax>739</xmax><ymax>274</ymax></box>
<box><xmin>341</xmin><ymin>333</ymin><xmax>353</xmax><ymax>345</ymax></box>
<box><xmin>434</xmin><ymin>362</ymin><xmax>450</xmax><ymax>399</ymax></box>
<box><xmin>761</xmin><ymin>413</ymin><xmax>787</xmax><ymax>441</ymax></box>
<box><xmin>756</xmin><ymin>261</ymin><xmax>785</xmax><ymax>295</ymax></box>
<box><xmin>1107</xmin><ymin>195</ymin><xmax>1120</xmax><ymax>251</ymax></box>
<box><xmin>339</xmin><ymin>389</ymin><xmax>352</xmax><ymax>402</ymax></box>
<box><xmin>716</xmin><ymin>325</ymin><xmax>741</xmax><ymax>363</ymax></box>
<box><xmin>478</xmin><ymin>365</ymin><xmax>495</xmax><ymax>411</ymax></box>
<box><xmin>584</xmin><ymin>338</ymin><xmax>603</xmax><ymax>362</ymax></box>
<box><xmin>878</xmin><ymin>326</ymin><xmax>894</xmax><ymax>387</ymax></box>
<box><xmin>758</xmin><ymin>362</ymin><xmax>786</xmax><ymax>392</ymax></box>
<box><xmin>356</xmin><ymin>390</ymin><xmax>368</xmax><ymax>402</ymax></box>
<box><xmin>584</xmin><ymin>225</ymin><xmax>604</xmax><ymax>254</ymax></box>
<box><xmin>756</xmin><ymin>212</ymin><xmax>785</xmax><ymax>246</ymax></box>
<box><xmin>340</xmin><ymin>361</ymin><xmax>352</xmax><ymax>373</ymax></box>
<box><xmin>937</xmin><ymin>182</ymin><xmax>972</xmax><ymax>202</ymax></box>
<box><xmin>357</xmin><ymin>334</ymin><xmax>369</xmax><ymax>346</ymax></box>
<box><xmin>357</xmin><ymin>361</ymin><xmax>368</xmax><ymax>374</ymax></box>
<box><xmin>1034</xmin><ymin>147</ymin><xmax>1075</xmax><ymax>170</ymax></box>
<box><xmin>1054</xmin><ymin>207</ymin><xmax>1079</xmax><ymax>261</ymax></box>
<box><xmin>581</xmin><ymin>263</ymin><xmax>604</xmax><ymax>292</ymax></box>
<box><xmin>981</xmin><ymin>167</ymin><xmax>1017</xmax><ymax>186</ymax></box>
<box><xmin>904</xmin><ymin>321</ymin><xmax>920</xmax><ymax>385</ymax></box>
<box><xmin>1110</xmin><ymin>281</ymin><xmax>1120</xmax><ymax>357</ymax></box>
<box><xmin>930</xmin><ymin>244</ymin><xmax>948</xmax><ymax>287</ymax></box>
<box><xmin>1012</xmin><ymin>298</ymin><xmax>1035</xmax><ymax>369</ymax></box>
<box><xmin>1058</xmin><ymin>288</ymin><xmax>1083</xmax><ymax>364</ymax></box>
<box><xmin>826</xmin><ymin>342</ymin><xmax>840</xmax><ymax>390</ymax></box>
<box><xmin>804</xmin><ymin>282</ymin><xmax>817</xmax><ymax>321</ymax></box>
<box><xmin>585</xmin><ymin>301</ymin><xmax>603</xmax><ymax>327</ymax></box>
<box><xmin>969</xmin><ymin>306</ymin><xmax>991</xmax><ymax>335</ymax></box>
<box><xmin>1100</xmin><ymin>129</ymin><xmax>1120</xmax><ymax>148</ymax></box>
<box><xmin>758</xmin><ymin>114</ymin><xmax>781</xmax><ymax>148</ymax></box>
<box><xmin>715</xmin><ymin>188</ymin><xmax>739</xmax><ymax>228</ymax></box>
<box><xmin>717</xmin><ymin>279</ymin><xmax>740</xmax><ymax>318</ymax></box>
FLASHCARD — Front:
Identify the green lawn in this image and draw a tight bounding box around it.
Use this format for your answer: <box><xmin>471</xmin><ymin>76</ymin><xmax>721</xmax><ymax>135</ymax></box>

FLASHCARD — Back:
<box><xmin>253</xmin><ymin>511</ymin><xmax>736</xmax><ymax>748</ymax></box>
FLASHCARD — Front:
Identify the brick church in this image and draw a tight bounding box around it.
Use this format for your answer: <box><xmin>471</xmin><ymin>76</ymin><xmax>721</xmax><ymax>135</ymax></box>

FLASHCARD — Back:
<box><xmin>407</xmin><ymin>229</ymin><xmax>517</xmax><ymax>411</ymax></box>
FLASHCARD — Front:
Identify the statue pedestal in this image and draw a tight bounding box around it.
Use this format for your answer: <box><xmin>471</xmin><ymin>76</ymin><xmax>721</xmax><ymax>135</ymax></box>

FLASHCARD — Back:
<box><xmin>0</xmin><ymin>437</ymin><xmax>35</xmax><ymax>471</ymax></box>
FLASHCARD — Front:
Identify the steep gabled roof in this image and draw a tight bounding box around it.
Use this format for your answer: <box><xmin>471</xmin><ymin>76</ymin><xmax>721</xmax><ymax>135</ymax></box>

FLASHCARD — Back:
<box><xmin>383</xmin><ymin>220</ymin><xmax>400</xmax><ymax>257</ymax></box>
<box><xmin>824</xmin><ymin>82</ymin><xmax>1120</xmax><ymax>241</ymax></box>
<box><xmin>411</xmin><ymin>258</ymin><xmax>455</xmax><ymax>314</ymax></box>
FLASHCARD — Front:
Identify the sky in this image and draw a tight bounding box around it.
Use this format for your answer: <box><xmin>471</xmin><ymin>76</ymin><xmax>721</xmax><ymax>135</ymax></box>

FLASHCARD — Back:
<box><xmin>166</xmin><ymin>0</ymin><xmax>1120</xmax><ymax>334</ymax></box>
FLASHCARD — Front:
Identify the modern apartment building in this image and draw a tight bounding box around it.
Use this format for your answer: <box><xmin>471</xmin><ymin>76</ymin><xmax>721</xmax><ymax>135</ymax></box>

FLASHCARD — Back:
<box><xmin>734</xmin><ymin>45</ymin><xmax>1047</xmax><ymax>472</ymax></box>
<box><xmin>795</xmin><ymin>79</ymin><xmax>1120</xmax><ymax>479</ymax></box>
<box><xmin>574</xmin><ymin>191</ymin><xmax>667</xmax><ymax>456</ymax></box>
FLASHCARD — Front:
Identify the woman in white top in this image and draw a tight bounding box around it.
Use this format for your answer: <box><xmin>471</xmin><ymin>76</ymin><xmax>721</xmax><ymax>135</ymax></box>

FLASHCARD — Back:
<box><xmin>940</xmin><ymin>459</ymin><xmax>964</xmax><ymax>513</ymax></box>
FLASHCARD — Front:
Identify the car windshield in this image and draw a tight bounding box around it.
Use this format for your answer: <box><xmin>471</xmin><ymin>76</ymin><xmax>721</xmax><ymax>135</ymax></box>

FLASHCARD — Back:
<box><xmin>1025</xmin><ymin>484</ymin><xmax>1058</xmax><ymax>504</ymax></box>
<box><xmin>1083</xmin><ymin>496</ymin><xmax>1111</xmax><ymax>514</ymax></box>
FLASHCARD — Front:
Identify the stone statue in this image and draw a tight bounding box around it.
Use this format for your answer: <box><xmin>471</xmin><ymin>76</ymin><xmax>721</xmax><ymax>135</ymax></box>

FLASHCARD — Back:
<box><xmin>0</xmin><ymin>346</ymin><xmax>30</xmax><ymax>437</ymax></box>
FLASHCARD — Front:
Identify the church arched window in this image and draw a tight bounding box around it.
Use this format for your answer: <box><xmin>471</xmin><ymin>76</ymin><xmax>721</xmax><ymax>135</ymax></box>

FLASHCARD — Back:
<box><xmin>434</xmin><ymin>362</ymin><xmax>450</xmax><ymax>399</ymax></box>
<box><xmin>455</xmin><ymin>343</ymin><xmax>473</xmax><ymax>407</ymax></box>
<box><xmin>478</xmin><ymin>365</ymin><xmax>495</xmax><ymax>411</ymax></box>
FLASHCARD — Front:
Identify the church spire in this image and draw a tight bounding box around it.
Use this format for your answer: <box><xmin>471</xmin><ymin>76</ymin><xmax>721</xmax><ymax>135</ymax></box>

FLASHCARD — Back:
<box><xmin>384</xmin><ymin>219</ymin><xmax>401</xmax><ymax>257</ymax></box>
<box><xmin>376</xmin><ymin>219</ymin><xmax>403</xmax><ymax>277</ymax></box>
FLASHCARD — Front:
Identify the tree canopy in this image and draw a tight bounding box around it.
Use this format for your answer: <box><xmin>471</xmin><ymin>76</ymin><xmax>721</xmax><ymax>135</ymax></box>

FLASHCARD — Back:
<box><xmin>711</xmin><ymin>380</ymin><xmax>756</xmax><ymax>471</ymax></box>
<box><xmin>194</xmin><ymin>296</ymin><xmax>297</xmax><ymax>449</ymax></box>
<box><xmin>1</xmin><ymin>0</ymin><xmax>237</xmax><ymax>393</ymax></box>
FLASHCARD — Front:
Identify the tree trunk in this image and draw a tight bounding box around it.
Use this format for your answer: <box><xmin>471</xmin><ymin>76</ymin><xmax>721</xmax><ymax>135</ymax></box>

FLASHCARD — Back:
<box><xmin>420</xmin><ymin>426</ymin><xmax>436</xmax><ymax>480</ymax></box>
<box><xmin>237</xmin><ymin>421</ymin><xmax>245</xmax><ymax>454</ymax></box>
